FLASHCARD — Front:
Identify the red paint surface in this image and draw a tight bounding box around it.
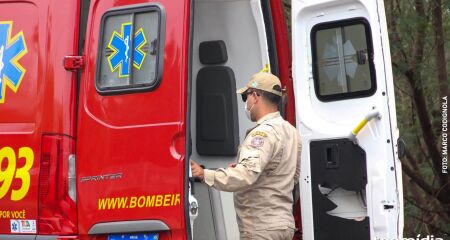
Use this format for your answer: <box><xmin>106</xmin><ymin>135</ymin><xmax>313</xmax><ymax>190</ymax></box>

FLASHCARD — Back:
<box><xmin>1</xmin><ymin>0</ymin><xmax>292</xmax><ymax>239</ymax></box>
<box><xmin>0</xmin><ymin>0</ymin><xmax>80</xmax><ymax>235</ymax></box>
<box><xmin>76</xmin><ymin>0</ymin><xmax>190</xmax><ymax>239</ymax></box>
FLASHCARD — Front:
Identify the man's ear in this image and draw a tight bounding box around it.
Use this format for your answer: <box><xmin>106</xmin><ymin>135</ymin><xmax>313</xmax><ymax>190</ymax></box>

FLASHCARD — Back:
<box><xmin>254</xmin><ymin>92</ymin><xmax>261</xmax><ymax>104</ymax></box>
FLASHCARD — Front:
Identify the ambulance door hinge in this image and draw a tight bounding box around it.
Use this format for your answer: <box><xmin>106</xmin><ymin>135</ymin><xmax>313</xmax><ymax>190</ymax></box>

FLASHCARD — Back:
<box><xmin>63</xmin><ymin>55</ymin><xmax>85</xmax><ymax>71</ymax></box>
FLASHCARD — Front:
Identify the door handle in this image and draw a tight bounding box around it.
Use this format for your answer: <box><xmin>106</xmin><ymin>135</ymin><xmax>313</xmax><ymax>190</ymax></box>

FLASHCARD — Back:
<box><xmin>325</xmin><ymin>144</ymin><xmax>339</xmax><ymax>169</ymax></box>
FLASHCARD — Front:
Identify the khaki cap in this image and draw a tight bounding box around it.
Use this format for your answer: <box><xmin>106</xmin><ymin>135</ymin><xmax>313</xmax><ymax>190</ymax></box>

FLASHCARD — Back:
<box><xmin>236</xmin><ymin>72</ymin><xmax>282</xmax><ymax>96</ymax></box>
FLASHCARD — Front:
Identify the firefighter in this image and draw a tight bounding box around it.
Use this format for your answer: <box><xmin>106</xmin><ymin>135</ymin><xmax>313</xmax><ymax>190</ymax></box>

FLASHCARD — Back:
<box><xmin>191</xmin><ymin>72</ymin><xmax>301</xmax><ymax>240</ymax></box>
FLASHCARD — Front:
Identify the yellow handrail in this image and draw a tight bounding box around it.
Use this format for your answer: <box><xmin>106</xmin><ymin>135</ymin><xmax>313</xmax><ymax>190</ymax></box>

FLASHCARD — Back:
<box><xmin>350</xmin><ymin>109</ymin><xmax>381</xmax><ymax>142</ymax></box>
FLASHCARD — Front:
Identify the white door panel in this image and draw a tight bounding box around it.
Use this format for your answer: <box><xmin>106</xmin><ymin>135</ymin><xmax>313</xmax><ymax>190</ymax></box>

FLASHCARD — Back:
<box><xmin>292</xmin><ymin>0</ymin><xmax>403</xmax><ymax>239</ymax></box>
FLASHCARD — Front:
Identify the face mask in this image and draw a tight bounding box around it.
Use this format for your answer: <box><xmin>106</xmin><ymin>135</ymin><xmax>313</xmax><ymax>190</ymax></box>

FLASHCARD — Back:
<box><xmin>245</xmin><ymin>101</ymin><xmax>255</xmax><ymax>121</ymax></box>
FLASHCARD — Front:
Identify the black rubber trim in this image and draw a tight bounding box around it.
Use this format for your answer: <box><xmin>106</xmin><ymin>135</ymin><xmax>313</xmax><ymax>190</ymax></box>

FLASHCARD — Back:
<box><xmin>76</xmin><ymin>0</ymin><xmax>90</xmax><ymax>139</ymax></box>
<box><xmin>311</xmin><ymin>18</ymin><xmax>377</xmax><ymax>102</ymax></box>
<box><xmin>95</xmin><ymin>3</ymin><xmax>166</xmax><ymax>95</ymax></box>
<box><xmin>185</xmin><ymin>0</ymin><xmax>195</xmax><ymax>239</ymax></box>
<box><xmin>261</xmin><ymin>0</ymin><xmax>279</xmax><ymax>77</ymax></box>
<box><xmin>78</xmin><ymin>0</ymin><xmax>90</xmax><ymax>56</ymax></box>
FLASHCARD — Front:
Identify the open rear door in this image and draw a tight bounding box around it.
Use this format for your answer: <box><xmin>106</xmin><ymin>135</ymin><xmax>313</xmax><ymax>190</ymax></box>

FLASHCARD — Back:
<box><xmin>292</xmin><ymin>0</ymin><xmax>403</xmax><ymax>239</ymax></box>
<box><xmin>77</xmin><ymin>0</ymin><xmax>191</xmax><ymax>239</ymax></box>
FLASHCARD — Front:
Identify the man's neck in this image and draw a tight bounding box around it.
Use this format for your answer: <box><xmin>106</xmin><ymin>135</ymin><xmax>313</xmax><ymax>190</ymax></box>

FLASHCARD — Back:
<box><xmin>255</xmin><ymin>107</ymin><xmax>278</xmax><ymax>122</ymax></box>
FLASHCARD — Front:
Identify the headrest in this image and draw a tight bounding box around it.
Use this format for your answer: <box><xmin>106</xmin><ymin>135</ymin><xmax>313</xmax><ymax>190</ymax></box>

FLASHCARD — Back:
<box><xmin>199</xmin><ymin>40</ymin><xmax>228</xmax><ymax>65</ymax></box>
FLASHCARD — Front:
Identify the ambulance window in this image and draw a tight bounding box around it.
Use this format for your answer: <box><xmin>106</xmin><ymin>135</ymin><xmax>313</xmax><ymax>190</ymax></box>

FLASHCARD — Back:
<box><xmin>311</xmin><ymin>18</ymin><xmax>376</xmax><ymax>101</ymax></box>
<box><xmin>96</xmin><ymin>5</ymin><xmax>165</xmax><ymax>94</ymax></box>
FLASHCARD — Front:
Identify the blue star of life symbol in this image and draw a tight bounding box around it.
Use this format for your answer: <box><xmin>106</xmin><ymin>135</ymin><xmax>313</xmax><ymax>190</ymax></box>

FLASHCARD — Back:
<box><xmin>11</xmin><ymin>222</ymin><xmax>18</xmax><ymax>231</ymax></box>
<box><xmin>0</xmin><ymin>21</ymin><xmax>28</xmax><ymax>104</ymax></box>
<box><xmin>108</xmin><ymin>22</ymin><xmax>147</xmax><ymax>78</ymax></box>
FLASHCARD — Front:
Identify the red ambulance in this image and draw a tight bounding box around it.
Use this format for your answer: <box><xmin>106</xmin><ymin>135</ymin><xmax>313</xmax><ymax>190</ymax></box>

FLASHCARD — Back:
<box><xmin>0</xmin><ymin>0</ymin><xmax>404</xmax><ymax>239</ymax></box>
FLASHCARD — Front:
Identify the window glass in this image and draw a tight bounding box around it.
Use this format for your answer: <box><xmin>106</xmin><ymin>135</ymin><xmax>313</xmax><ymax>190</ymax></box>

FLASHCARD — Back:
<box><xmin>96</xmin><ymin>8</ymin><xmax>162</xmax><ymax>93</ymax></box>
<box><xmin>312</xmin><ymin>19</ymin><xmax>375</xmax><ymax>101</ymax></box>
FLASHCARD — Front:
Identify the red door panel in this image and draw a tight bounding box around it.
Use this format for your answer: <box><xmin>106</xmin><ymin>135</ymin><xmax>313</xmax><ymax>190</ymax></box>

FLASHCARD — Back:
<box><xmin>77</xmin><ymin>0</ymin><xmax>190</xmax><ymax>239</ymax></box>
<box><xmin>0</xmin><ymin>0</ymin><xmax>79</xmax><ymax>235</ymax></box>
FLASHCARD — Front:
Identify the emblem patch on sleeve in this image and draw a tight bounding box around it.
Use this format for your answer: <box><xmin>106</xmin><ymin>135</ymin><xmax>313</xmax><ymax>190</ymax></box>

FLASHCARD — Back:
<box><xmin>251</xmin><ymin>131</ymin><xmax>268</xmax><ymax>138</ymax></box>
<box><xmin>251</xmin><ymin>137</ymin><xmax>265</xmax><ymax>148</ymax></box>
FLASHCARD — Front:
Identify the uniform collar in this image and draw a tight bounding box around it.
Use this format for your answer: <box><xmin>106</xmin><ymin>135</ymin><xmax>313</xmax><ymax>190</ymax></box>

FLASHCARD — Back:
<box><xmin>256</xmin><ymin>111</ymin><xmax>281</xmax><ymax>125</ymax></box>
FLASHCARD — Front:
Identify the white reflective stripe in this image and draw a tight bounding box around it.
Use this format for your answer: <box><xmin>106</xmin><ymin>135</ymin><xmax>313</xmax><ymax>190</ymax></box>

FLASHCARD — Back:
<box><xmin>68</xmin><ymin>154</ymin><xmax>76</xmax><ymax>202</ymax></box>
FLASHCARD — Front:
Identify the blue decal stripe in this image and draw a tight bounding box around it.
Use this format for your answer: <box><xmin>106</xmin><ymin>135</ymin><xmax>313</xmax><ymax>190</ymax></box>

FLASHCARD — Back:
<box><xmin>0</xmin><ymin>21</ymin><xmax>28</xmax><ymax>103</ymax></box>
<box><xmin>133</xmin><ymin>28</ymin><xmax>147</xmax><ymax>69</ymax></box>
<box><xmin>107</xmin><ymin>22</ymin><xmax>148</xmax><ymax>78</ymax></box>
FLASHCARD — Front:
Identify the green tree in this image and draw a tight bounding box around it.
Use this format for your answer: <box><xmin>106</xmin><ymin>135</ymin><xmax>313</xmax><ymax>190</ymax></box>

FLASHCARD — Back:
<box><xmin>385</xmin><ymin>0</ymin><xmax>450</xmax><ymax>235</ymax></box>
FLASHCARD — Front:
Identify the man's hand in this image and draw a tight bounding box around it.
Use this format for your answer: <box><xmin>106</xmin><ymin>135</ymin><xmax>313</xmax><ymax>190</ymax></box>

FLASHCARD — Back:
<box><xmin>228</xmin><ymin>162</ymin><xmax>237</xmax><ymax>168</ymax></box>
<box><xmin>190</xmin><ymin>160</ymin><xmax>204</xmax><ymax>181</ymax></box>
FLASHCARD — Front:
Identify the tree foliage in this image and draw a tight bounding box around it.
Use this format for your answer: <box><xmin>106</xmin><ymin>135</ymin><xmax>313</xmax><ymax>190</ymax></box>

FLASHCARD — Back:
<box><xmin>385</xmin><ymin>0</ymin><xmax>450</xmax><ymax>235</ymax></box>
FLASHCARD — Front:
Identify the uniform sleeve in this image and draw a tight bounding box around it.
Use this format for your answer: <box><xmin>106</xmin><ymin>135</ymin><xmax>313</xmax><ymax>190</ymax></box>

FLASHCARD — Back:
<box><xmin>203</xmin><ymin>126</ymin><xmax>276</xmax><ymax>192</ymax></box>
<box><xmin>294</xmin><ymin>134</ymin><xmax>302</xmax><ymax>185</ymax></box>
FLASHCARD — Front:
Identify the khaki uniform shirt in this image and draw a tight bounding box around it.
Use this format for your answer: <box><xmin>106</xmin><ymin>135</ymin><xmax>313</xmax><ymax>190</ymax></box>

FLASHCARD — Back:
<box><xmin>203</xmin><ymin>111</ymin><xmax>301</xmax><ymax>233</ymax></box>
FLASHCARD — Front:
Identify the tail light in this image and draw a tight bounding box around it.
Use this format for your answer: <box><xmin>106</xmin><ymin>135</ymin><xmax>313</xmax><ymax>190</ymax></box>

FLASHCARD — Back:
<box><xmin>39</xmin><ymin>134</ymin><xmax>77</xmax><ymax>234</ymax></box>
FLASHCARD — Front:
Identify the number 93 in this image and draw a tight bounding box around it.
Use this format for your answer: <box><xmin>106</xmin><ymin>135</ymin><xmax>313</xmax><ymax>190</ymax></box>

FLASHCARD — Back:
<box><xmin>0</xmin><ymin>146</ymin><xmax>34</xmax><ymax>201</ymax></box>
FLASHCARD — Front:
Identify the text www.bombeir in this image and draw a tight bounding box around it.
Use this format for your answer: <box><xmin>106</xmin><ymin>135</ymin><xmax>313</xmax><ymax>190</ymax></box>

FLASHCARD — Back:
<box><xmin>98</xmin><ymin>194</ymin><xmax>181</xmax><ymax>210</ymax></box>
